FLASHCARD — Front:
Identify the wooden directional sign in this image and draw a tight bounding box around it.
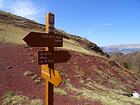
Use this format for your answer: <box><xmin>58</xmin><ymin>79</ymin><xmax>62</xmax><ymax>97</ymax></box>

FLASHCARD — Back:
<box><xmin>41</xmin><ymin>65</ymin><xmax>62</xmax><ymax>86</ymax></box>
<box><xmin>38</xmin><ymin>51</ymin><xmax>71</xmax><ymax>65</ymax></box>
<box><xmin>23</xmin><ymin>12</ymin><xmax>71</xmax><ymax>105</ymax></box>
<box><xmin>23</xmin><ymin>32</ymin><xmax>64</xmax><ymax>47</ymax></box>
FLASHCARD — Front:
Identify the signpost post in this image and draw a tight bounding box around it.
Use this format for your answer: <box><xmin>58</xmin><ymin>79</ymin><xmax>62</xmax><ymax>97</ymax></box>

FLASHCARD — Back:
<box><xmin>23</xmin><ymin>12</ymin><xmax>71</xmax><ymax>105</ymax></box>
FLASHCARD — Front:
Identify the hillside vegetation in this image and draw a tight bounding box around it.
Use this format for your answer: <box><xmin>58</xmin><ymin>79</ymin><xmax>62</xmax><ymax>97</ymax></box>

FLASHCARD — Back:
<box><xmin>0</xmin><ymin>10</ymin><xmax>107</xmax><ymax>57</ymax></box>
<box><xmin>111</xmin><ymin>52</ymin><xmax>140</xmax><ymax>74</ymax></box>
<box><xmin>1</xmin><ymin>10</ymin><xmax>140</xmax><ymax>105</ymax></box>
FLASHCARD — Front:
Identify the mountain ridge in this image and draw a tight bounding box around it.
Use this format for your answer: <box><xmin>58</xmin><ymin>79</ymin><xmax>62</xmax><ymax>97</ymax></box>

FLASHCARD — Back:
<box><xmin>103</xmin><ymin>43</ymin><xmax>140</xmax><ymax>49</ymax></box>
<box><xmin>102</xmin><ymin>44</ymin><xmax>140</xmax><ymax>54</ymax></box>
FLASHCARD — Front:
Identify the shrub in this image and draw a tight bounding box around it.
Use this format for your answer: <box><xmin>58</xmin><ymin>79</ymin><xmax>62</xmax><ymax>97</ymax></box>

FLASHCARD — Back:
<box><xmin>123</xmin><ymin>62</ymin><xmax>131</xmax><ymax>69</ymax></box>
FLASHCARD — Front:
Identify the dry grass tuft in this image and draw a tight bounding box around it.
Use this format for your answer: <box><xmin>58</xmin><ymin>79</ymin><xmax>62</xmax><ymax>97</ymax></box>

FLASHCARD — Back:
<box><xmin>2</xmin><ymin>91</ymin><xmax>43</xmax><ymax>105</ymax></box>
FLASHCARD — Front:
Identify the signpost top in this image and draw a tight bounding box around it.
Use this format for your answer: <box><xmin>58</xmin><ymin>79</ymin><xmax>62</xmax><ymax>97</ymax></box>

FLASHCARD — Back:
<box><xmin>23</xmin><ymin>12</ymin><xmax>69</xmax><ymax>47</ymax></box>
<box><xmin>47</xmin><ymin>13</ymin><xmax>55</xmax><ymax>24</ymax></box>
<box><xmin>46</xmin><ymin>12</ymin><xmax>55</xmax><ymax>33</ymax></box>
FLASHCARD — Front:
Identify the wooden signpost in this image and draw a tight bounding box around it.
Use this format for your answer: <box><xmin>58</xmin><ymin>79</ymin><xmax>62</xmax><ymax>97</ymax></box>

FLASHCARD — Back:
<box><xmin>23</xmin><ymin>12</ymin><xmax>71</xmax><ymax>105</ymax></box>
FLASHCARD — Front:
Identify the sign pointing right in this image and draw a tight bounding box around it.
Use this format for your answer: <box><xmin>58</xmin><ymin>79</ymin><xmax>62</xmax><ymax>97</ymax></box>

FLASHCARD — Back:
<box><xmin>38</xmin><ymin>51</ymin><xmax>71</xmax><ymax>65</ymax></box>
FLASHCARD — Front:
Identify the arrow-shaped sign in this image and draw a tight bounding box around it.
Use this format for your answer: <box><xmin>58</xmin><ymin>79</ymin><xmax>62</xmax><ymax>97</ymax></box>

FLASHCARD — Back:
<box><xmin>38</xmin><ymin>51</ymin><xmax>71</xmax><ymax>65</ymax></box>
<box><xmin>41</xmin><ymin>65</ymin><xmax>62</xmax><ymax>86</ymax></box>
<box><xmin>23</xmin><ymin>32</ymin><xmax>69</xmax><ymax>47</ymax></box>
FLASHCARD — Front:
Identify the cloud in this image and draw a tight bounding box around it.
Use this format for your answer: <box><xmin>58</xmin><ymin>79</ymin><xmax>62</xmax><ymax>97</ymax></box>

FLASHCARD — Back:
<box><xmin>103</xmin><ymin>23</ymin><xmax>116</xmax><ymax>26</ymax></box>
<box><xmin>10</xmin><ymin>0</ymin><xmax>38</xmax><ymax>20</ymax></box>
<box><xmin>0</xmin><ymin>0</ymin><xmax>48</xmax><ymax>23</ymax></box>
<box><xmin>85</xmin><ymin>22</ymin><xmax>117</xmax><ymax>36</ymax></box>
<box><xmin>87</xmin><ymin>23</ymin><xmax>117</xmax><ymax>32</ymax></box>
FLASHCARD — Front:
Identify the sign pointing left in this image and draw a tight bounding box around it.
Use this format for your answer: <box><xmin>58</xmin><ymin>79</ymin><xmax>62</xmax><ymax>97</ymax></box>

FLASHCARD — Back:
<box><xmin>23</xmin><ymin>32</ymin><xmax>64</xmax><ymax>47</ymax></box>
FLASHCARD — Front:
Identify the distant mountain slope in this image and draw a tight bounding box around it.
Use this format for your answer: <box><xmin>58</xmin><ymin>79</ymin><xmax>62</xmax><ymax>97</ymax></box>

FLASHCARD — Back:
<box><xmin>111</xmin><ymin>52</ymin><xmax>140</xmax><ymax>74</ymax></box>
<box><xmin>0</xmin><ymin>10</ymin><xmax>106</xmax><ymax>57</ymax></box>
<box><xmin>102</xmin><ymin>44</ymin><xmax>140</xmax><ymax>54</ymax></box>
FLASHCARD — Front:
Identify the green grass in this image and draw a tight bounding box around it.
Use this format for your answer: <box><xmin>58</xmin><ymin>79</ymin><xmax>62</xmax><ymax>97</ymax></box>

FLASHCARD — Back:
<box><xmin>0</xmin><ymin>22</ymin><xmax>104</xmax><ymax>57</ymax></box>
<box><xmin>23</xmin><ymin>71</ymin><xmax>42</xmax><ymax>84</ymax></box>
<box><xmin>63</xmin><ymin>79</ymin><xmax>140</xmax><ymax>105</ymax></box>
<box><xmin>54</xmin><ymin>87</ymin><xmax>68</xmax><ymax>96</ymax></box>
<box><xmin>0</xmin><ymin>23</ymin><xmax>28</xmax><ymax>44</ymax></box>
<box><xmin>2</xmin><ymin>91</ymin><xmax>43</xmax><ymax>105</ymax></box>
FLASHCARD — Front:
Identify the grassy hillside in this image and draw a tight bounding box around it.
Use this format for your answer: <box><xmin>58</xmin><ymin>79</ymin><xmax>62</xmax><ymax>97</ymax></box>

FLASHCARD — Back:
<box><xmin>0</xmin><ymin>10</ymin><xmax>107</xmax><ymax>57</ymax></box>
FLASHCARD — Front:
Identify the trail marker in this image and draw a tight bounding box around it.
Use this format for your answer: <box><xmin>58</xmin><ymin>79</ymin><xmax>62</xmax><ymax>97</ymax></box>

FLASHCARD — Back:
<box><xmin>23</xmin><ymin>12</ymin><xmax>71</xmax><ymax>105</ymax></box>
<box><xmin>38</xmin><ymin>51</ymin><xmax>71</xmax><ymax>65</ymax></box>
<box><xmin>23</xmin><ymin>32</ymin><xmax>63</xmax><ymax>47</ymax></box>
<box><xmin>41</xmin><ymin>65</ymin><xmax>62</xmax><ymax>86</ymax></box>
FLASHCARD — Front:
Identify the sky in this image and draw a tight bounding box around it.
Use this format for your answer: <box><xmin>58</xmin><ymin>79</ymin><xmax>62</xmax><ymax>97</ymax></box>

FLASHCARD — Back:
<box><xmin>0</xmin><ymin>0</ymin><xmax>140</xmax><ymax>46</ymax></box>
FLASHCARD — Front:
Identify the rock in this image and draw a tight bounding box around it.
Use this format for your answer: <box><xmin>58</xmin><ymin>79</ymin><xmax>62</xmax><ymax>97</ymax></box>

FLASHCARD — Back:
<box><xmin>6</xmin><ymin>66</ymin><xmax>12</xmax><ymax>69</ymax></box>
<box><xmin>132</xmin><ymin>91</ymin><xmax>140</xmax><ymax>98</ymax></box>
<box><xmin>31</xmin><ymin>60</ymin><xmax>36</xmax><ymax>63</ymax></box>
<box><xmin>29</xmin><ymin>48</ymin><xmax>33</xmax><ymax>50</ymax></box>
<box><xmin>31</xmin><ymin>74</ymin><xmax>38</xmax><ymax>80</ymax></box>
<box><xmin>34</xmin><ymin>79</ymin><xmax>42</xmax><ymax>84</ymax></box>
<box><xmin>23</xmin><ymin>71</ymin><xmax>33</xmax><ymax>76</ymax></box>
<box><xmin>74</xmin><ymin>62</ymin><xmax>77</xmax><ymax>65</ymax></box>
<box><xmin>23</xmin><ymin>45</ymin><xmax>29</xmax><ymax>48</ymax></box>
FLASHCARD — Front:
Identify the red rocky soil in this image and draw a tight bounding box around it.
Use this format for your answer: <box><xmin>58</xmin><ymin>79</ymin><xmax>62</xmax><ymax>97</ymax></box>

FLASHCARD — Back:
<box><xmin>0</xmin><ymin>43</ymin><xmax>140</xmax><ymax>105</ymax></box>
